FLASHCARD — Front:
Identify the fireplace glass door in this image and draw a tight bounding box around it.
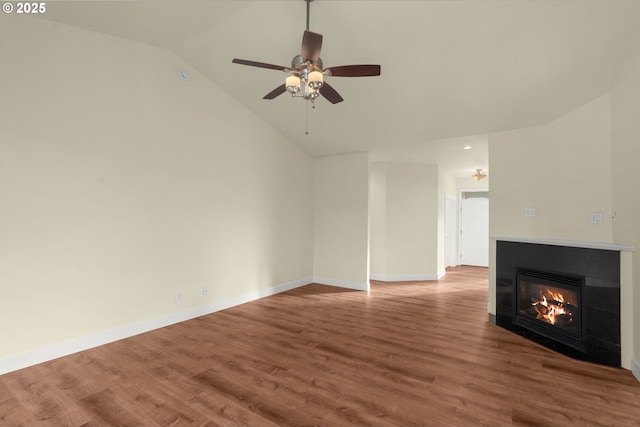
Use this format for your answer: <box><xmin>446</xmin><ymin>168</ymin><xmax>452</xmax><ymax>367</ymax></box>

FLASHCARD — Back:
<box><xmin>515</xmin><ymin>269</ymin><xmax>584</xmax><ymax>351</ymax></box>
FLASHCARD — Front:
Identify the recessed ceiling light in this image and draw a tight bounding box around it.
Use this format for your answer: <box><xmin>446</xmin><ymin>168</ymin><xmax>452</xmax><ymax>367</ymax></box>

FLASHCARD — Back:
<box><xmin>463</xmin><ymin>145</ymin><xmax>473</xmax><ymax>150</ymax></box>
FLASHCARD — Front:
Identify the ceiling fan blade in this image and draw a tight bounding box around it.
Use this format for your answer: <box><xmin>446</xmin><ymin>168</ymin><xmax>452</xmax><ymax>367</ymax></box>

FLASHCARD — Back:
<box><xmin>263</xmin><ymin>84</ymin><xmax>287</xmax><ymax>100</ymax></box>
<box><xmin>324</xmin><ymin>65</ymin><xmax>381</xmax><ymax>77</ymax></box>
<box><xmin>319</xmin><ymin>82</ymin><xmax>344</xmax><ymax>104</ymax></box>
<box><xmin>232</xmin><ymin>58</ymin><xmax>289</xmax><ymax>72</ymax></box>
<box><xmin>301</xmin><ymin>30</ymin><xmax>323</xmax><ymax>63</ymax></box>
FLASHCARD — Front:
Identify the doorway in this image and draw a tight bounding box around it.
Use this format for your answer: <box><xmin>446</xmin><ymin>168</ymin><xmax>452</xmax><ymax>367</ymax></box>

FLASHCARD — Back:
<box><xmin>460</xmin><ymin>190</ymin><xmax>489</xmax><ymax>267</ymax></box>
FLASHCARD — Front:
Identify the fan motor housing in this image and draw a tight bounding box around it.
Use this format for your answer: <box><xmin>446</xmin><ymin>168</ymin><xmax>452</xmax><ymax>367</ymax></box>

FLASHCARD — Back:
<box><xmin>291</xmin><ymin>54</ymin><xmax>323</xmax><ymax>72</ymax></box>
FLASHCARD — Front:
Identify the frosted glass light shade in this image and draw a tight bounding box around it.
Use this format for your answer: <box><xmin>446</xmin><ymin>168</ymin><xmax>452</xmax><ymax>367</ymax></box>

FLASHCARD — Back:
<box><xmin>286</xmin><ymin>76</ymin><xmax>301</xmax><ymax>93</ymax></box>
<box><xmin>308</xmin><ymin>71</ymin><xmax>323</xmax><ymax>89</ymax></box>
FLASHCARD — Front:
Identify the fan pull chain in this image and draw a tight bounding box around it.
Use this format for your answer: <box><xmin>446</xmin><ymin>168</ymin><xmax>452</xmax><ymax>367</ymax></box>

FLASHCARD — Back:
<box><xmin>305</xmin><ymin>101</ymin><xmax>309</xmax><ymax>135</ymax></box>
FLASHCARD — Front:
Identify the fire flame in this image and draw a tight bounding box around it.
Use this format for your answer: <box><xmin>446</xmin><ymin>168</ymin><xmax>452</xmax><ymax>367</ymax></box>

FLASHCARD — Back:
<box><xmin>531</xmin><ymin>290</ymin><xmax>572</xmax><ymax>325</ymax></box>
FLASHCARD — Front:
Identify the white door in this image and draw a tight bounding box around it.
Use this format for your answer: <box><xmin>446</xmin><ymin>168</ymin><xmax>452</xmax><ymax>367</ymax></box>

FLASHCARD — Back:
<box><xmin>460</xmin><ymin>197</ymin><xmax>489</xmax><ymax>267</ymax></box>
<box><xmin>444</xmin><ymin>194</ymin><xmax>457</xmax><ymax>268</ymax></box>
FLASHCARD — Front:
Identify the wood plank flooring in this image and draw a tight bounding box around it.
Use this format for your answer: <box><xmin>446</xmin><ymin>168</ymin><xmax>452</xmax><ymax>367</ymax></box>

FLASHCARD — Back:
<box><xmin>1</xmin><ymin>266</ymin><xmax>640</xmax><ymax>426</ymax></box>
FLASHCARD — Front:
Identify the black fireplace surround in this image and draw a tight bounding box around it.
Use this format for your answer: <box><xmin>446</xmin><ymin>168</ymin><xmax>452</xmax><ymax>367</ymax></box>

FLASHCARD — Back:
<box><xmin>495</xmin><ymin>241</ymin><xmax>620</xmax><ymax>367</ymax></box>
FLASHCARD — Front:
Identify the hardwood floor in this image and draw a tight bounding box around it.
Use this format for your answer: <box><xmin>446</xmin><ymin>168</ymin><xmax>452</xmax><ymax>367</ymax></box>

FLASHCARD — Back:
<box><xmin>1</xmin><ymin>266</ymin><xmax>639</xmax><ymax>426</ymax></box>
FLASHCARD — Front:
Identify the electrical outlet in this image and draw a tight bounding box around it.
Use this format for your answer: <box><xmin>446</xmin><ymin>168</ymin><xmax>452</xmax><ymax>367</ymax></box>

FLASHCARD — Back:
<box><xmin>590</xmin><ymin>212</ymin><xmax>604</xmax><ymax>224</ymax></box>
<box><xmin>175</xmin><ymin>292</ymin><xmax>182</xmax><ymax>302</ymax></box>
<box><xmin>525</xmin><ymin>207</ymin><xmax>536</xmax><ymax>217</ymax></box>
<box><xmin>202</xmin><ymin>287</ymin><xmax>208</xmax><ymax>296</ymax></box>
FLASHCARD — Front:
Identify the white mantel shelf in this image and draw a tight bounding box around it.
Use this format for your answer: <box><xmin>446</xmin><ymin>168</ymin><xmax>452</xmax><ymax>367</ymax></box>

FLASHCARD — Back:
<box><xmin>491</xmin><ymin>236</ymin><xmax>635</xmax><ymax>252</ymax></box>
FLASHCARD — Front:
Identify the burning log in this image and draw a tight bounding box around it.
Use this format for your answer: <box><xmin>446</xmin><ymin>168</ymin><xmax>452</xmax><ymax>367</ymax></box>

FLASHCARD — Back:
<box><xmin>519</xmin><ymin>284</ymin><xmax>580</xmax><ymax>330</ymax></box>
<box><xmin>530</xmin><ymin>293</ymin><xmax>574</xmax><ymax>326</ymax></box>
<box><xmin>547</xmin><ymin>299</ymin><xmax>564</xmax><ymax>308</ymax></box>
<box><xmin>533</xmin><ymin>303</ymin><xmax>548</xmax><ymax>317</ymax></box>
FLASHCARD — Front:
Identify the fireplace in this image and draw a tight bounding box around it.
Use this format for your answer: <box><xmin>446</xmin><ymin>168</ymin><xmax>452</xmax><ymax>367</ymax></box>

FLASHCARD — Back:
<box><xmin>515</xmin><ymin>268</ymin><xmax>584</xmax><ymax>352</ymax></box>
<box><xmin>495</xmin><ymin>241</ymin><xmax>621</xmax><ymax>367</ymax></box>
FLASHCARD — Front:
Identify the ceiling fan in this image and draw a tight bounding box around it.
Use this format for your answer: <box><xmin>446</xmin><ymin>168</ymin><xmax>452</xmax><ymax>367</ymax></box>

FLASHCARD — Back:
<box><xmin>232</xmin><ymin>0</ymin><xmax>381</xmax><ymax>104</ymax></box>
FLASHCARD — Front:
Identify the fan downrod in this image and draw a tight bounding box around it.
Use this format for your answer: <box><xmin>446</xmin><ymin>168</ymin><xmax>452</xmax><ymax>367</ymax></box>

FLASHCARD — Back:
<box><xmin>306</xmin><ymin>0</ymin><xmax>314</xmax><ymax>31</ymax></box>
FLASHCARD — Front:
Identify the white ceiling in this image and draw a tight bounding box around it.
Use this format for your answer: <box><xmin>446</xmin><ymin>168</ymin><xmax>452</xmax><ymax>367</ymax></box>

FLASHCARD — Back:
<box><xmin>38</xmin><ymin>0</ymin><xmax>640</xmax><ymax>178</ymax></box>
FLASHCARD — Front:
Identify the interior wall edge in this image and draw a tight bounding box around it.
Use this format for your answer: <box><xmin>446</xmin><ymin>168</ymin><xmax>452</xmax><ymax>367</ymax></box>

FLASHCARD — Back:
<box><xmin>370</xmin><ymin>272</ymin><xmax>443</xmax><ymax>282</ymax></box>
<box><xmin>632</xmin><ymin>357</ymin><xmax>640</xmax><ymax>383</ymax></box>
<box><xmin>313</xmin><ymin>277</ymin><xmax>369</xmax><ymax>291</ymax></box>
<box><xmin>0</xmin><ymin>277</ymin><xmax>312</xmax><ymax>376</ymax></box>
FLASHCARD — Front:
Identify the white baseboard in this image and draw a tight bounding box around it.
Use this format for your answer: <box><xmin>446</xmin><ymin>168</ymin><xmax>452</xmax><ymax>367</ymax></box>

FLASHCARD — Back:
<box><xmin>632</xmin><ymin>358</ymin><xmax>640</xmax><ymax>383</ymax></box>
<box><xmin>313</xmin><ymin>277</ymin><xmax>369</xmax><ymax>291</ymax></box>
<box><xmin>0</xmin><ymin>277</ymin><xmax>311</xmax><ymax>376</ymax></box>
<box><xmin>370</xmin><ymin>272</ymin><xmax>443</xmax><ymax>282</ymax></box>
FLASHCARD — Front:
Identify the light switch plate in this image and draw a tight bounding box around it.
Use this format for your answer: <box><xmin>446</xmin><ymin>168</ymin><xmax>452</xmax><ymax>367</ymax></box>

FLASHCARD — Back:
<box><xmin>525</xmin><ymin>208</ymin><xmax>536</xmax><ymax>217</ymax></box>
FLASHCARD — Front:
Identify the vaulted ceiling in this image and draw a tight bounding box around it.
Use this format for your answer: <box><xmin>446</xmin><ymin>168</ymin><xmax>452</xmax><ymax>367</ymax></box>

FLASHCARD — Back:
<box><xmin>37</xmin><ymin>0</ymin><xmax>640</xmax><ymax>178</ymax></box>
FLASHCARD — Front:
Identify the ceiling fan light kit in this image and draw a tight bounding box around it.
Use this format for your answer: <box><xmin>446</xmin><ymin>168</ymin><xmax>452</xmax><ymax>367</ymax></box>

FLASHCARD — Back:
<box><xmin>232</xmin><ymin>0</ymin><xmax>380</xmax><ymax>105</ymax></box>
<box><xmin>286</xmin><ymin>71</ymin><xmax>323</xmax><ymax>99</ymax></box>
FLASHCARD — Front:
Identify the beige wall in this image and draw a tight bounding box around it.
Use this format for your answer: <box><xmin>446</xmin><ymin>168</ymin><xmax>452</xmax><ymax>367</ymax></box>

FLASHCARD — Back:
<box><xmin>370</xmin><ymin>162</ymin><xmax>440</xmax><ymax>280</ymax></box>
<box><xmin>489</xmin><ymin>93</ymin><xmax>613</xmax><ymax>242</ymax></box>
<box><xmin>611</xmin><ymin>42</ymin><xmax>640</xmax><ymax>370</ymax></box>
<box><xmin>369</xmin><ymin>163</ymin><xmax>388</xmax><ymax>276</ymax></box>
<box><xmin>438</xmin><ymin>168</ymin><xmax>458</xmax><ymax>271</ymax></box>
<box><xmin>0</xmin><ymin>18</ymin><xmax>314</xmax><ymax>360</ymax></box>
<box><xmin>371</xmin><ymin>164</ymin><xmax>482</xmax><ymax>278</ymax></box>
<box><xmin>457</xmin><ymin>176</ymin><xmax>490</xmax><ymax>191</ymax></box>
<box><xmin>313</xmin><ymin>153</ymin><xmax>370</xmax><ymax>290</ymax></box>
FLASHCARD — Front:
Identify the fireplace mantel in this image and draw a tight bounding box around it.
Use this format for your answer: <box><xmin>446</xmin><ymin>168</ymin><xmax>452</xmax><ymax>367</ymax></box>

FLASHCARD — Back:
<box><xmin>491</xmin><ymin>236</ymin><xmax>635</xmax><ymax>252</ymax></box>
